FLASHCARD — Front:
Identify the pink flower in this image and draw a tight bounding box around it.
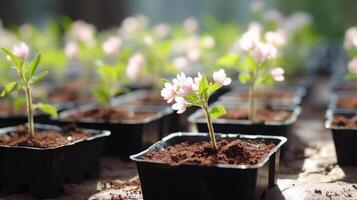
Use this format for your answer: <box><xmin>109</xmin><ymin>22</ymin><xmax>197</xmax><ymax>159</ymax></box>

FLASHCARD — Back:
<box><xmin>251</xmin><ymin>42</ymin><xmax>277</xmax><ymax>62</ymax></box>
<box><xmin>172</xmin><ymin>57</ymin><xmax>189</xmax><ymax>70</ymax></box>
<box><xmin>265</xmin><ymin>30</ymin><xmax>286</xmax><ymax>47</ymax></box>
<box><xmin>172</xmin><ymin>97</ymin><xmax>188</xmax><ymax>114</ymax></box>
<box><xmin>270</xmin><ymin>67</ymin><xmax>285</xmax><ymax>82</ymax></box>
<box><xmin>12</xmin><ymin>42</ymin><xmax>30</xmax><ymax>59</ymax></box>
<box><xmin>183</xmin><ymin>17</ymin><xmax>198</xmax><ymax>33</ymax></box>
<box><xmin>213</xmin><ymin>69</ymin><xmax>231</xmax><ymax>86</ymax></box>
<box><xmin>348</xmin><ymin>58</ymin><xmax>357</xmax><ymax>74</ymax></box>
<box><xmin>173</xmin><ymin>73</ymin><xmax>195</xmax><ymax>96</ymax></box>
<box><xmin>102</xmin><ymin>36</ymin><xmax>122</xmax><ymax>56</ymax></box>
<box><xmin>192</xmin><ymin>72</ymin><xmax>202</xmax><ymax>91</ymax></box>
<box><xmin>126</xmin><ymin>53</ymin><xmax>146</xmax><ymax>80</ymax></box>
<box><xmin>344</xmin><ymin>27</ymin><xmax>357</xmax><ymax>50</ymax></box>
<box><xmin>154</xmin><ymin>23</ymin><xmax>171</xmax><ymax>38</ymax></box>
<box><xmin>239</xmin><ymin>23</ymin><xmax>261</xmax><ymax>51</ymax></box>
<box><xmin>64</xmin><ymin>41</ymin><xmax>79</xmax><ymax>59</ymax></box>
<box><xmin>161</xmin><ymin>82</ymin><xmax>177</xmax><ymax>103</ymax></box>
<box><xmin>67</xmin><ymin>20</ymin><xmax>96</xmax><ymax>45</ymax></box>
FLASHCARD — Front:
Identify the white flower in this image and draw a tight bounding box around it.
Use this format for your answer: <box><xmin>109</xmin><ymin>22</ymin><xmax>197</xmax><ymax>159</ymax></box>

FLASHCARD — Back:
<box><xmin>172</xmin><ymin>97</ymin><xmax>188</xmax><ymax>114</ymax></box>
<box><xmin>67</xmin><ymin>20</ymin><xmax>96</xmax><ymax>44</ymax></box>
<box><xmin>187</xmin><ymin>48</ymin><xmax>201</xmax><ymax>62</ymax></box>
<box><xmin>213</xmin><ymin>69</ymin><xmax>232</xmax><ymax>86</ymax></box>
<box><xmin>270</xmin><ymin>67</ymin><xmax>285</xmax><ymax>82</ymax></box>
<box><xmin>173</xmin><ymin>73</ymin><xmax>195</xmax><ymax>96</ymax></box>
<box><xmin>239</xmin><ymin>23</ymin><xmax>261</xmax><ymax>51</ymax></box>
<box><xmin>265</xmin><ymin>30</ymin><xmax>286</xmax><ymax>47</ymax></box>
<box><xmin>64</xmin><ymin>41</ymin><xmax>79</xmax><ymax>59</ymax></box>
<box><xmin>120</xmin><ymin>15</ymin><xmax>148</xmax><ymax>35</ymax></box>
<box><xmin>345</xmin><ymin>27</ymin><xmax>357</xmax><ymax>50</ymax></box>
<box><xmin>143</xmin><ymin>35</ymin><xmax>153</xmax><ymax>46</ymax></box>
<box><xmin>348</xmin><ymin>58</ymin><xmax>357</xmax><ymax>74</ymax></box>
<box><xmin>102</xmin><ymin>36</ymin><xmax>122</xmax><ymax>56</ymax></box>
<box><xmin>251</xmin><ymin>42</ymin><xmax>278</xmax><ymax>62</ymax></box>
<box><xmin>183</xmin><ymin>17</ymin><xmax>198</xmax><ymax>33</ymax></box>
<box><xmin>12</xmin><ymin>42</ymin><xmax>30</xmax><ymax>59</ymax></box>
<box><xmin>250</xmin><ymin>0</ymin><xmax>264</xmax><ymax>13</ymax></box>
<box><xmin>154</xmin><ymin>23</ymin><xmax>171</xmax><ymax>38</ymax></box>
<box><xmin>172</xmin><ymin>57</ymin><xmax>189</xmax><ymax>70</ymax></box>
<box><xmin>192</xmin><ymin>72</ymin><xmax>202</xmax><ymax>91</ymax></box>
<box><xmin>126</xmin><ymin>53</ymin><xmax>146</xmax><ymax>80</ymax></box>
<box><xmin>161</xmin><ymin>82</ymin><xmax>177</xmax><ymax>103</ymax></box>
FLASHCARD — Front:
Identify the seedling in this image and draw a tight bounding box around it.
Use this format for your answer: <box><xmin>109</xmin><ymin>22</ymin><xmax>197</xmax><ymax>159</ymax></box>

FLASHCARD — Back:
<box><xmin>93</xmin><ymin>60</ymin><xmax>127</xmax><ymax>109</ymax></box>
<box><xmin>161</xmin><ymin>69</ymin><xmax>231</xmax><ymax>151</ymax></box>
<box><xmin>0</xmin><ymin>43</ymin><xmax>58</xmax><ymax>138</ymax></box>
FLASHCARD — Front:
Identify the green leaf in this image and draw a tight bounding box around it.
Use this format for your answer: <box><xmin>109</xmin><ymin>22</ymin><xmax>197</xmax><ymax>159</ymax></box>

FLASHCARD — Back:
<box><xmin>209</xmin><ymin>105</ymin><xmax>227</xmax><ymax>119</ymax></box>
<box><xmin>34</xmin><ymin>103</ymin><xmax>58</xmax><ymax>118</ymax></box>
<box><xmin>185</xmin><ymin>94</ymin><xmax>201</xmax><ymax>106</ymax></box>
<box><xmin>92</xmin><ymin>87</ymin><xmax>109</xmax><ymax>105</ymax></box>
<box><xmin>0</xmin><ymin>48</ymin><xmax>21</xmax><ymax>69</ymax></box>
<box><xmin>13</xmin><ymin>97</ymin><xmax>26</xmax><ymax>113</ymax></box>
<box><xmin>31</xmin><ymin>71</ymin><xmax>48</xmax><ymax>84</ymax></box>
<box><xmin>215</xmin><ymin>54</ymin><xmax>239</xmax><ymax>68</ymax></box>
<box><xmin>239</xmin><ymin>73</ymin><xmax>251</xmax><ymax>84</ymax></box>
<box><xmin>198</xmin><ymin>75</ymin><xmax>208</xmax><ymax>95</ymax></box>
<box><xmin>28</xmin><ymin>53</ymin><xmax>41</xmax><ymax>78</ymax></box>
<box><xmin>207</xmin><ymin>82</ymin><xmax>222</xmax><ymax>97</ymax></box>
<box><xmin>0</xmin><ymin>82</ymin><xmax>18</xmax><ymax>97</ymax></box>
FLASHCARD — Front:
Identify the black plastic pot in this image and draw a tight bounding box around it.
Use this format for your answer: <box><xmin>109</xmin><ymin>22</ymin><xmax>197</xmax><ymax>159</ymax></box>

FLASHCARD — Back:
<box><xmin>0</xmin><ymin>124</ymin><xmax>110</xmax><ymax>198</ymax></box>
<box><xmin>328</xmin><ymin>92</ymin><xmax>357</xmax><ymax>113</ymax></box>
<box><xmin>188</xmin><ymin>102</ymin><xmax>301</xmax><ymax>138</ymax></box>
<box><xmin>130</xmin><ymin>132</ymin><xmax>287</xmax><ymax>200</ymax></box>
<box><xmin>325</xmin><ymin>109</ymin><xmax>357</xmax><ymax>166</ymax></box>
<box><xmin>56</xmin><ymin>104</ymin><xmax>172</xmax><ymax>158</ymax></box>
<box><xmin>218</xmin><ymin>84</ymin><xmax>306</xmax><ymax>107</ymax></box>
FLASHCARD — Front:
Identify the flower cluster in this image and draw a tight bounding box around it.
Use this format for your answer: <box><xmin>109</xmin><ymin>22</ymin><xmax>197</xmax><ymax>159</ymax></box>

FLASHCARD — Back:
<box><xmin>161</xmin><ymin>69</ymin><xmax>231</xmax><ymax>114</ymax></box>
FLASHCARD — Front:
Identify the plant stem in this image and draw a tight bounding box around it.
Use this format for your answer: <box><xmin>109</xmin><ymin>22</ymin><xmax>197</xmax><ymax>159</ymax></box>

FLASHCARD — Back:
<box><xmin>203</xmin><ymin>102</ymin><xmax>218</xmax><ymax>152</ymax></box>
<box><xmin>25</xmin><ymin>86</ymin><xmax>35</xmax><ymax>138</ymax></box>
<box><xmin>249</xmin><ymin>82</ymin><xmax>256</xmax><ymax>123</ymax></box>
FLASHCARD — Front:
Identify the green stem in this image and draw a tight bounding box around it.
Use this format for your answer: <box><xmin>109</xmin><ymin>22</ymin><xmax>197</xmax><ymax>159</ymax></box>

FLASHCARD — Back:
<box><xmin>203</xmin><ymin>102</ymin><xmax>218</xmax><ymax>152</ymax></box>
<box><xmin>25</xmin><ymin>86</ymin><xmax>35</xmax><ymax>138</ymax></box>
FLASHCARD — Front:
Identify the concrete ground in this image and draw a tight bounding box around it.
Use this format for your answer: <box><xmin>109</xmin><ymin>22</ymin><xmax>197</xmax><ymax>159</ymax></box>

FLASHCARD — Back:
<box><xmin>1</xmin><ymin>75</ymin><xmax>357</xmax><ymax>200</ymax></box>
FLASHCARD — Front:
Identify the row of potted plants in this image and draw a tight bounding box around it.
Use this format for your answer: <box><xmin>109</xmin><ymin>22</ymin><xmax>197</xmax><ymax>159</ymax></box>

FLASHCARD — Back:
<box><xmin>0</xmin><ymin>2</ymin><xmax>322</xmax><ymax>199</ymax></box>
<box><xmin>326</xmin><ymin>26</ymin><xmax>357</xmax><ymax>166</ymax></box>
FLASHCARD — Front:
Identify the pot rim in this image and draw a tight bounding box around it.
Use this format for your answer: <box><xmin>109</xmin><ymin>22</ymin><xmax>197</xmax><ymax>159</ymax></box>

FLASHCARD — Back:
<box><xmin>130</xmin><ymin>132</ymin><xmax>287</xmax><ymax>169</ymax></box>
<box><xmin>325</xmin><ymin>108</ymin><xmax>357</xmax><ymax>130</ymax></box>
<box><xmin>0</xmin><ymin>123</ymin><xmax>111</xmax><ymax>150</ymax></box>
<box><xmin>188</xmin><ymin>102</ymin><xmax>301</xmax><ymax>126</ymax></box>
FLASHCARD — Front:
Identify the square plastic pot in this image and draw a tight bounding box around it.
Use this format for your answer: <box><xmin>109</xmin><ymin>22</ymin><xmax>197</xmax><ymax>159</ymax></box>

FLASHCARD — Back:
<box><xmin>326</xmin><ymin>109</ymin><xmax>357</xmax><ymax>166</ymax></box>
<box><xmin>56</xmin><ymin>104</ymin><xmax>172</xmax><ymax>158</ymax></box>
<box><xmin>328</xmin><ymin>92</ymin><xmax>357</xmax><ymax>113</ymax></box>
<box><xmin>0</xmin><ymin>124</ymin><xmax>110</xmax><ymax>198</ymax></box>
<box><xmin>130</xmin><ymin>132</ymin><xmax>287</xmax><ymax>200</ymax></box>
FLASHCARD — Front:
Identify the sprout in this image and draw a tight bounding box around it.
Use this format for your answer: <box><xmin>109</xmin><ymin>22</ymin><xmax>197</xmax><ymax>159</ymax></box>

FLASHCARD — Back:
<box><xmin>161</xmin><ymin>69</ymin><xmax>231</xmax><ymax>151</ymax></box>
<box><xmin>0</xmin><ymin>43</ymin><xmax>58</xmax><ymax>138</ymax></box>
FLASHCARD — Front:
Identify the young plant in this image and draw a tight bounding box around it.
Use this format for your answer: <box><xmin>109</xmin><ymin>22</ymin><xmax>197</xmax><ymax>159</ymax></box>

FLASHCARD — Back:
<box><xmin>237</xmin><ymin>28</ymin><xmax>282</xmax><ymax>123</ymax></box>
<box><xmin>161</xmin><ymin>69</ymin><xmax>231</xmax><ymax>151</ymax></box>
<box><xmin>93</xmin><ymin>60</ymin><xmax>127</xmax><ymax>109</ymax></box>
<box><xmin>0</xmin><ymin>43</ymin><xmax>58</xmax><ymax>138</ymax></box>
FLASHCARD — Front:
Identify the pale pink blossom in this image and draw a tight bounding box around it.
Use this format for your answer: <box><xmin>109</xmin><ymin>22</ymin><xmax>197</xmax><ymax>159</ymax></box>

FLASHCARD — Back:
<box><xmin>265</xmin><ymin>30</ymin><xmax>286</xmax><ymax>47</ymax></box>
<box><xmin>161</xmin><ymin>82</ymin><xmax>177</xmax><ymax>103</ymax></box>
<box><xmin>67</xmin><ymin>20</ymin><xmax>96</xmax><ymax>44</ymax></box>
<box><xmin>345</xmin><ymin>27</ymin><xmax>357</xmax><ymax>50</ymax></box>
<box><xmin>183</xmin><ymin>17</ymin><xmax>198</xmax><ymax>33</ymax></box>
<box><xmin>250</xmin><ymin>0</ymin><xmax>264</xmax><ymax>13</ymax></box>
<box><xmin>348</xmin><ymin>58</ymin><xmax>357</xmax><ymax>74</ymax></box>
<box><xmin>187</xmin><ymin>48</ymin><xmax>201</xmax><ymax>62</ymax></box>
<box><xmin>251</xmin><ymin>42</ymin><xmax>277</xmax><ymax>62</ymax></box>
<box><xmin>126</xmin><ymin>53</ymin><xmax>146</xmax><ymax>80</ymax></box>
<box><xmin>102</xmin><ymin>36</ymin><xmax>122</xmax><ymax>56</ymax></box>
<box><xmin>264</xmin><ymin>9</ymin><xmax>283</xmax><ymax>24</ymax></box>
<box><xmin>270</xmin><ymin>67</ymin><xmax>285</xmax><ymax>82</ymax></box>
<box><xmin>64</xmin><ymin>41</ymin><xmax>79</xmax><ymax>59</ymax></box>
<box><xmin>12</xmin><ymin>42</ymin><xmax>30</xmax><ymax>59</ymax></box>
<box><xmin>173</xmin><ymin>73</ymin><xmax>195</xmax><ymax>96</ymax></box>
<box><xmin>213</xmin><ymin>69</ymin><xmax>232</xmax><ymax>86</ymax></box>
<box><xmin>154</xmin><ymin>23</ymin><xmax>171</xmax><ymax>38</ymax></box>
<box><xmin>172</xmin><ymin>57</ymin><xmax>189</xmax><ymax>70</ymax></box>
<box><xmin>239</xmin><ymin>23</ymin><xmax>261</xmax><ymax>51</ymax></box>
<box><xmin>120</xmin><ymin>15</ymin><xmax>148</xmax><ymax>35</ymax></box>
<box><xmin>172</xmin><ymin>97</ymin><xmax>188</xmax><ymax>114</ymax></box>
<box><xmin>192</xmin><ymin>72</ymin><xmax>202</xmax><ymax>91</ymax></box>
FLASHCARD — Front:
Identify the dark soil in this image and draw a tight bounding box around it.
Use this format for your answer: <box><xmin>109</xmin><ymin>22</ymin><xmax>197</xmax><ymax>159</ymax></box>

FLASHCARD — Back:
<box><xmin>332</xmin><ymin>115</ymin><xmax>357</xmax><ymax>128</ymax></box>
<box><xmin>337</xmin><ymin>96</ymin><xmax>357</xmax><ymax>109</ymax></box>
<box><xmin>142</xmin><ymin>138</ymin><xmax>275</xmax><ymax>166</ymax></box>
<box><xmin>64</xmin><ymin>107</ymin><xmax>158</xmax><ymax>122</ymax></box>
<box><xmin>235</xmin><ymin>89</ymin><xmax>294</xmax><ymax>101</ymax></box>
<box><xmin>219</xmin><ymin>108</ymin><xmax>292</xmax><ymax>122</ymax></box>
<box><xmin>0</xmin><ymin>124</ymin><xmax>90</xmax><ymax>148</ymax></box>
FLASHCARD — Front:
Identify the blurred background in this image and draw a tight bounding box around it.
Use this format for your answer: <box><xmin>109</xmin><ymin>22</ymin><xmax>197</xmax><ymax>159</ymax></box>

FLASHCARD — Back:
<box><xmin>0</xmin><ymin>0</ymin><xmax>355</xmax><ymax>40</ymax></box>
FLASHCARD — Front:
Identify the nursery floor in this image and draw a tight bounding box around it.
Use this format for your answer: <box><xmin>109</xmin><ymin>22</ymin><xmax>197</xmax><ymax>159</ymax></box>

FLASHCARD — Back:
<box><xmin>1</xmin><ymin>75</ymin><xmax>357</xmax><ymax>200</ymax></box>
